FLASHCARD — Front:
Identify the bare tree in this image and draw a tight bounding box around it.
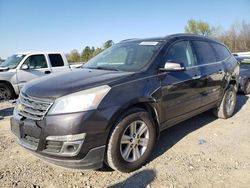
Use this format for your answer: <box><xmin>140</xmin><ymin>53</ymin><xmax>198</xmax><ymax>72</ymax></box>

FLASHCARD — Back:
<box><xmin>185</xmin><ymin>19</ymin><xmax>250</xmax><ymax>52</ymax></box>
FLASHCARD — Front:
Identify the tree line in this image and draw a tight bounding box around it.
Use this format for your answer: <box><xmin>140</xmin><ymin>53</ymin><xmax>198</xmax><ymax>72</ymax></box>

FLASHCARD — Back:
<box><xmin>185</xmin><ymin>19</ymin><xmax>250</xmax><ymax>53</ymax></box>
<box><xmin>66</xmin><ymin>19</ymin><xmax>250</xmax><ymax>63</ymax></box>
<box><xmin>66</xmin><ymin>40</ymin><xmax>114</xmax><ymax>63</ymax></box>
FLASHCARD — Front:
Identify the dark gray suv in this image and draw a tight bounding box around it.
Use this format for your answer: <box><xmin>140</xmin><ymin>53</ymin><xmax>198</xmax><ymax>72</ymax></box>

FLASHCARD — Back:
<box><xmin>11</xmin><ymin>34</ymin><xmax>239</xmax><ymax>172</ymax></box>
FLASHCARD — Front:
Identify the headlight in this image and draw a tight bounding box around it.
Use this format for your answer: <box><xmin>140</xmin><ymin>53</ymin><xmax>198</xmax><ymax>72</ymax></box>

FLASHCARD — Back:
<box><xmin>48</xmin><ymin>85</ymin><xmax>111</xmax><ymax>115</ymax></box>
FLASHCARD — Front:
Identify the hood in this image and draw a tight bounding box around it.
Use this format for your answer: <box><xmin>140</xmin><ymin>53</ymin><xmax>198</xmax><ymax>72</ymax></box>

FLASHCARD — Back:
<box><xmin>22</xmin><ymin>68</ymin><xmax>134</xmax><ymax>100</ymax></box>
<box><xmin>0</xmin><ymin>66</ymin><xmax>9</xmax><ymax>72</ymax></box>
<box><xmin>240</xmin><ymin>68</ymin><xmax>250</xmax><ymax>77</ymax></box>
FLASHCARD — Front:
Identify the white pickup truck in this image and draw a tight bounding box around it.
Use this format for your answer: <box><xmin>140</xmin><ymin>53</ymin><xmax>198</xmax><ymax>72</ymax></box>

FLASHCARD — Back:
<box><xmin>0</xmin><ymin>52</ymin><xmax>81</xmax><ymax>100</ymax></box>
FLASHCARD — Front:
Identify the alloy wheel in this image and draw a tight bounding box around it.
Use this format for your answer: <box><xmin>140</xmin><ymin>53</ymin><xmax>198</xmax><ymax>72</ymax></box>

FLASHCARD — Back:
<box><xmin>226</xmin><ymin>90</ymin><xmax>235</xmax><ymax>114</ymax></box>
<box><xmin>120</xmin><ymin>120</ymin><xmax>149</xmax><ymax>162</ymax></box>
<box><xmin>246</xmin><ymin>81</ymin><xmax>250</xmax><ymax>94</ymax></box>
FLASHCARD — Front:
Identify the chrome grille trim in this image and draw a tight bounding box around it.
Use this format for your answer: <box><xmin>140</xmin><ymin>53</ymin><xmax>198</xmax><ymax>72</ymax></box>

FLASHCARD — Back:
<box><xmin>17</xmin><ymin>92</ymin><xmax>53</xmax><ymax>121</ymax></box>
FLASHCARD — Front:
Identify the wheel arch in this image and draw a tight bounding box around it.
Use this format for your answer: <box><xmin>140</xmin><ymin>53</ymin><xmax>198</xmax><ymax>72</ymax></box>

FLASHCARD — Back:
<box><xmin>0</xmin><ymin>80</ymin><xmax>17</xmax><ymax>99</ymax></box>
<box><xmin>223</xmin><ymin>78</ymin><xmax>238</xmax><ymax>93</ymax></box>
<box><xmin>106</xmin><ymin>99</ymin><xmax>161</xmax><ymax>142</ymax></box>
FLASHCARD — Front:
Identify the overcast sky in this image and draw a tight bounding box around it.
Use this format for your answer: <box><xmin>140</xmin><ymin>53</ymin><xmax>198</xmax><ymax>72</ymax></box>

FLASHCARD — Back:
<box><xmin>0</xmin><ymin>0</ymin><xmax>250</xmax><ymax>58</ymax></box>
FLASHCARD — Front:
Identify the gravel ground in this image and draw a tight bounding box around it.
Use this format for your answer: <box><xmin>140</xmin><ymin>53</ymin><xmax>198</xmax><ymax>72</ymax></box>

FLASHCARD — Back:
<box><xmin>0</xmin><ymin>95</ymin><xmax>250</xmax><ymax>188</ymax></box>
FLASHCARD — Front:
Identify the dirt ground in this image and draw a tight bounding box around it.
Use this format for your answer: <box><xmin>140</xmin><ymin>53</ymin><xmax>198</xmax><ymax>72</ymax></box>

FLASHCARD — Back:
<box><xmin>0</xmin><ymin>95</ymin><xmax>250</xmax><ymax>188</ymax></box>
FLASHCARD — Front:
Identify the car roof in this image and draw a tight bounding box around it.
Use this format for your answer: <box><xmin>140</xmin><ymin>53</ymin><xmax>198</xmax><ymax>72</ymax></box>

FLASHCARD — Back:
<box><xmin>16</xmin><ymin>52</ymin><xmax>63</xmax><ymax>55</ymax></box>
<box><xmin>120</xmin><ymin>33</ymin><xmax>221</xmax><ymax>45</ymax></box>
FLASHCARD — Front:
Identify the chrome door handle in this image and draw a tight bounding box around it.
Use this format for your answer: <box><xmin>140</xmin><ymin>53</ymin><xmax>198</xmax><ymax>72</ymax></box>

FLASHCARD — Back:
<box><xmin>192</xmin><ymin>75</ymin><xmax>201</xmax><ymax>79</ymax></box>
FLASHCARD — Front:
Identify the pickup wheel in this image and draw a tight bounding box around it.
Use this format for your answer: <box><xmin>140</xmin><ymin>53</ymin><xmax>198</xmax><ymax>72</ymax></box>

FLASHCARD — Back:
<box><xmin>106</xmin><ymin>109</ymin><xmax>156</xmax><ymax>173</ymax></box>
<box><xmin>243</xmin><ymin>79</ymin><xmax>250</xmax><ymax>95</ymax></box>
<box><xmin>213</xmin><ymin>85</ymin><xmax>237</xmax><ymax>119</ymax></box>
<box><xmin>0</xmin><ymin>83</ymin><xmax>13</xmax><ymax>101</ymax></box>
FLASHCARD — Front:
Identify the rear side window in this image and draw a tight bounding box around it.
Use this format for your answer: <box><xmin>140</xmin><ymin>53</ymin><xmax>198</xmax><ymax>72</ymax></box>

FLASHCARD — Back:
<box><xmin>192</xmin><ymin>41</ymin><xmax>217</xmax><ymax>64</ymax></box>
<box><xmin>49</xmin><ymin>54</ymin><xmax>64</xmax><ymax>67</ymax></box>
<box><xmin>210</xmin><ymin>43</ymin><xmax>231</xmax><ymax>61</ymax></box>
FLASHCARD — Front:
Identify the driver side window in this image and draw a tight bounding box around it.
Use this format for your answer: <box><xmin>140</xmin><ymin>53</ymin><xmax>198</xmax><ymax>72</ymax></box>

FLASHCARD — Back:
<box><xmin>23</xmin><ymin>55</ymin><xmax>47</xmax><ymax>69</ymax></box>
<box><xmin>164</xmin><ymin>41</ymin><xmax>195</xmax><ymax>67</ymax></box>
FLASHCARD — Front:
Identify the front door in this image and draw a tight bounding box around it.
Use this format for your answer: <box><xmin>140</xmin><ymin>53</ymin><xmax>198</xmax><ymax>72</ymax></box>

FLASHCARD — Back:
<box><xmin>16</xmin><ymin>54</ymin><xmax>51</xmax><ymax>91</ymax></box>
<box><xmin>160</xmin><ymin>40</ymin><xmax>202</xmax><ymax>126</ymax></box>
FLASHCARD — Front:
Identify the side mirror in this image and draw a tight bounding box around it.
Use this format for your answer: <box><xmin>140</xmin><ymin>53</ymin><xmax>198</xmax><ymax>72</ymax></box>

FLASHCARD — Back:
<box><xmin>21</xmin><ymin>64</ymin><xmax>29</xmax><ymax>70</ymax></box>
<box><xmin>159</xmin><ymin>62</ymin><xmax>186</xmax><ymax>72</ymax></box>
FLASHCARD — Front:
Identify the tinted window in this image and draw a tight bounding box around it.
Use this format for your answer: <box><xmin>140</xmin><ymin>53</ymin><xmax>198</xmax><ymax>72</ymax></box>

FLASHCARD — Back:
<box><xmin>210</xmin><ymin>42</ymin><xmax>231</xmax><ymax>61</ymax></box>
<box><xmin>165</xmin><ymin>41</ymin><xmax>195</xmax><ymax>67</ymax></box>
<box><xmin>23</xmin><ymin>55</ymin><xmax>47</xmax><ymax>69</ymax></box>
<box><xmin>49</xmin><ymin>54</ymin><xmax>64</xmax><ymax>67</ymax></box>
<box><xmin>192</xmin><ymin>41</ymin><xmax>217</xmax><ymax>64</ymax></box>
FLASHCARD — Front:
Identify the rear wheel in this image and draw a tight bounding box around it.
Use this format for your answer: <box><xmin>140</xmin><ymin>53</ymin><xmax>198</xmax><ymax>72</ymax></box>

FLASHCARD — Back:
<box><xmin>213</xmin><ymin>85</ymin><xmax>237</xmax><ymax>119</ymax></box>
<box><xmin>0</xmin><ymin>83</ymin><xmax>13</xmax><ymax>101</ymax></box>
<box><xmin>106</xmin><ymin>109</ymin><xmax>156</xmax><ymax>173</ymax></box>
<box><xmin>243</xmin><ymin>80</ymin><xmax>250</xmax><ymax>95</ymax></box>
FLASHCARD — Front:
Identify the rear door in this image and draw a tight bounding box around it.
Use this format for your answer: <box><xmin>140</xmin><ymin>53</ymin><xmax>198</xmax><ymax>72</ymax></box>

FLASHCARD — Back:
<box><xmin>160</xmin><ymin>40</ymin><xmax>202</xmax><ymax>124</ymax></box>
<box><xmin>191</xmin><ymin>40</ymin><xmax>225</xmax><ymax>106</ymax></box>
<box><xmin>48</xmin><ymin>54</ymin><xmax>70</xmax><ymax>73</ymax></box>
<box><xmin>16</xmin><ymin>54</ymin><xmax>51</xmax><ymax>90</ymax></box>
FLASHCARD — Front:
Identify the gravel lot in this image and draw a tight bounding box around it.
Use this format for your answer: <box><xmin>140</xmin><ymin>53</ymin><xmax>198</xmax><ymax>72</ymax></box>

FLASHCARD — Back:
<box><xmin>0</xmin><ymin>95</ymin><xmax>250</xmax><ymax>188</ymax></box>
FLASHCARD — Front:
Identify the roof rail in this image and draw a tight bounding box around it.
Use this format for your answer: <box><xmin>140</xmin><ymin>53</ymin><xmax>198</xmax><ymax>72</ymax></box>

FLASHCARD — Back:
<box><xmin>164</xmin><ymin>33</ymin><xmax>204</xmax><ymax>38</ymax></box>
<box><xmin>119</xmin><ymin>38</ymin><xmax>139</xmax><ymax>42</ymax></box>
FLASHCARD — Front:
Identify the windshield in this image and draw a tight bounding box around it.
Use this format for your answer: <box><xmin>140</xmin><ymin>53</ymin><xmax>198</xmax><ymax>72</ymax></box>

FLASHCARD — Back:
<box><xmin>0</xmin><ymin>54</ymin><xmax>26</xmax><ymax>69</ymax></box>
<box><xmin>82</xmin><ymin>41</ymin><xmax>162</xmax><ymax>72</ymax></box>
<box><xmin>239</xmin><ymin>58</ymin><xmax>250</xmax><ymax>69</ymax></box>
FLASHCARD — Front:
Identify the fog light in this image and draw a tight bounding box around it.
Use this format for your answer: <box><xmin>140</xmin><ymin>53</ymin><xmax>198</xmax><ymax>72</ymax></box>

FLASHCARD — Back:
<box><xmin>66</xmin><ymin>145</ymin><xmax>76</xmax><ymax>152</ymax></box>
<box><xmin>60</xmin><ymin>140</ymin><xmax>83</xmax><ymax>155</ymax></box>
<box><xmin>44</xmin><ymin>133</ymin><xmax>86</xmax><ymax>156</ymax></box>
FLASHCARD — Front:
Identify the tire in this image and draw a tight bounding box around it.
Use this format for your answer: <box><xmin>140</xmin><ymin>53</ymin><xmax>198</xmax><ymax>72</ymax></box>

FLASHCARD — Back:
<box><xmin>213</xmin><ymin>85</ymin><xmax>237</xmax><ymax>119</ymax></box>
<box><xmin>0</xmin><ymin>83</ymin><xmax>13</xmax><ymax>101</ymax></box>
<box><xmin>243</xmin><ymin>80</ymin><xmax>250</xmax><ymax>95</ymax></box>
<box><xmin>106</xmin><ymin>109</ymin><xmax>156</xmax><ymax>173</ymax></box>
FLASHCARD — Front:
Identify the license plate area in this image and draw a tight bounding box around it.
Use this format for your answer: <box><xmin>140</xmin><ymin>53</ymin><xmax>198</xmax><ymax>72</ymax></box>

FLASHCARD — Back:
<box><xmin>22</xmin><ymin>120</ymin><xmax>41</xmax><ymax>138</ymax></box>
<box><xmin>11</xmin><ymin>118</ymin><xmax>41</xmax><ymax>151</ymax></box>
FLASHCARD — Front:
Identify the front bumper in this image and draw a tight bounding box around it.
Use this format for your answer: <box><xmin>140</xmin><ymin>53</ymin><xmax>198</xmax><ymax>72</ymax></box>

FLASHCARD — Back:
<box><xmin>32</xmin><ymin>145</ymin><xmax>106</xmax><ymax>170</ymax></box>
<box><xmin>10</xmin><ymin>105</ymin><xmax>120</xmax><ymax>169</ymax></box>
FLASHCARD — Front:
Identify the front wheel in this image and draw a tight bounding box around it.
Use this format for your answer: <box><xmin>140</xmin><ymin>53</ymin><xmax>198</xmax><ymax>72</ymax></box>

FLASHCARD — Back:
<box><xmin>106</xmin><ymin>109</ymin><xmax>156</xmax><ymax>173</ymax></box>
<box><xmin>0</xmin><ymin>83</ymin><xmax>13</xmax><ymax>101</ymax></box>
<box><xmin>213</xmin><ymin>85</ymin><xmax>237</xmax><ymax>119</ymax></box>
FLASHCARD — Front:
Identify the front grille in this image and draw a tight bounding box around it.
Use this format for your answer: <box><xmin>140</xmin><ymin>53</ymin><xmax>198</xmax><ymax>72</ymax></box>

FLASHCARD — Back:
<box><xmin>17</xmin><ymin>92</ymin><xmax>53</xmax><ymax>121</ymax></box>
<box><xmin>44</xmin><ymin>140</ymin><xmax>63</xmax><ymax>153</ymax></box>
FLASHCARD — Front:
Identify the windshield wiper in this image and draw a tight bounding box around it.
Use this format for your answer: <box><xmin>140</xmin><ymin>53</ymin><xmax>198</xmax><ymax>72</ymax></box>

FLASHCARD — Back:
<box><xmin>85</xmin><ymin>66</ymin><xmax>119</xmax><ymax>71</ymax></box>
